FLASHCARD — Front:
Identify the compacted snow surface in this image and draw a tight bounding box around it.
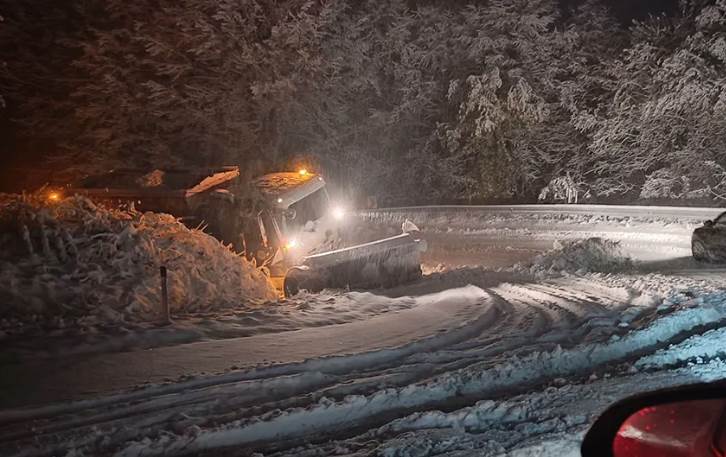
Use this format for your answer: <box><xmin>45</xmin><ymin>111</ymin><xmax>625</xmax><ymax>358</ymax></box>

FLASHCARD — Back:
<box><xmin>1</xmin><ymin>204</ymin><xmax>725</xmax><ymax>457</ymax></box>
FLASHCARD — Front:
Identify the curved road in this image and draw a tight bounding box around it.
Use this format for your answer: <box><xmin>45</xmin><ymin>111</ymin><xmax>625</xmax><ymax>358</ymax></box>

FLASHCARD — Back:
<box><xmin>1</xmin><ymin>204</ymin><xmax>725</xmax><ymax>452</ymax></box>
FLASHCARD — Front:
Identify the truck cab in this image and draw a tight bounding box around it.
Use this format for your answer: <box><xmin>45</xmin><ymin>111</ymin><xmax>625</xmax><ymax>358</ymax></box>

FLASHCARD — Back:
<box><xmin>252</xmin><ymin>170</ymin><xmax>338</xmax><ymax>276</ymax></box>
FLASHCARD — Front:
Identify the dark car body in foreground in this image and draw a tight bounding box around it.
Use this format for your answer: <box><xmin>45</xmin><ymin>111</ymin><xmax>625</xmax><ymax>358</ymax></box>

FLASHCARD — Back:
<box><xmin>692</xmin><ymin>211</ymin><xmax>726</xmax><ymax>262</ymax></box>
<box><xmin>583</xmin><ymin>381</ymin><xmax>726</xmax><ymax>457</ymax></box>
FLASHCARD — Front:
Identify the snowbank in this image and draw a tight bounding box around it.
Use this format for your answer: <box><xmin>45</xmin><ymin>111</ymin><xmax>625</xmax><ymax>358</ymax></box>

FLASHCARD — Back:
<box><xmin>635</xmin><ymin>292</ymin><xmax>726</xmax><ymax>370</ymax></box>
<box><xmin>0</xmin><ymin>194</ymin><xmax>277</xmax><ymax>333</ymax></box>
<box><xmin>513</xmin><ymin>238</ymin><xmax>633</xmax><ymax>277</ymax></box>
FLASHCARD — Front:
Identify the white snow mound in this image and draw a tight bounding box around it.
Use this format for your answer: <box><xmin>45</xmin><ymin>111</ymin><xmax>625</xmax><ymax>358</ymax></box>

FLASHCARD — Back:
<box><xmin>0</xmin><ymin>194</ymin><xmax>277</xmax><ymax>331</ymax></box>
<box><xmin>515</xmin><ymin>237</ymin><xmax>633</xmax><ymax>276</ymax></box>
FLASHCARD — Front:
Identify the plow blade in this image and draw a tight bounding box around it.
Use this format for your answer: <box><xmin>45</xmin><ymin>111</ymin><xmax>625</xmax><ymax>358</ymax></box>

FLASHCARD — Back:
<box><xmin>283</xmin><ymin>233</ymin><xmax>426</xmax><ymax>296</ymax></box>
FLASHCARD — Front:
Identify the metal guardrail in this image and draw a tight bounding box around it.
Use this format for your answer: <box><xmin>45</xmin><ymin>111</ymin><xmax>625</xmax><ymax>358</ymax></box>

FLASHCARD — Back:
<box><xmin>360</xmin><ymin>204</ymin><xmax>725</xmax><ymax>222</ymax></box>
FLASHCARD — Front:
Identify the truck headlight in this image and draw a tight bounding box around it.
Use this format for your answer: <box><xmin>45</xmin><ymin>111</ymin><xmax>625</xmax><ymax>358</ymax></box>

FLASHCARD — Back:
<box><xmin>332</xmin><ymin>206</ymin><xmax>345</xmax><ymax>221</ymax></box>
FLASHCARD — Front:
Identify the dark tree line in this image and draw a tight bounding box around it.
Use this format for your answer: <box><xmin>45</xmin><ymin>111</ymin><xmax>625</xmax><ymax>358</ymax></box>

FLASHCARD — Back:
<box><xmin>2</xmin><ymin>0</ymin><xmax>726</xmax><ymax>204</ymax></box>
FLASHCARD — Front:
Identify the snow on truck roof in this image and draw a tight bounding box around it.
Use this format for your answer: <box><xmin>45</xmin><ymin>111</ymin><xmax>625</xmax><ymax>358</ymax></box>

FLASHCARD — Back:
<box><xmin>73</xmin><ymin>166</ymin><xmax>240</xmax><ymax>198</ymax></box>
<box><xmin>254</xmin><ymin>172</ymin><xmax>326</xmax><ymax>209</ymax></box>
<box><xmin>68</xmin><ymin>167</ymin><xmax>323</xmax><ymax>207</ymax></box>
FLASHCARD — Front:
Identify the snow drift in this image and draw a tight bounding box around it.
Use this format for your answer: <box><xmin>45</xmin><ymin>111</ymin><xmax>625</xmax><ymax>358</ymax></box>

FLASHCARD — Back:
<box><xmin>514</xmin><ymin>238</ymin><xmax>633</xmax><ymax>277</ymax></box>
<box><xmin>0</xmin><ymin>194</ymin><xmax>277</xmax><ymax>332</ymax></box>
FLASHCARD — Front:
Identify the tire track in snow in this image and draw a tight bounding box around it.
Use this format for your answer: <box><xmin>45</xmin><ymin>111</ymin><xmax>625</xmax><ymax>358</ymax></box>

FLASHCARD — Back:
<box><xmin>107</xmin><ymin>290</ymin><xmax>726</xmax><ymax>457</ymax></box>
<box><xmin>0</xmin><ymin>278</ymin><xmax>648</xmax><ymax>455</ymax></box>
<box><xmin>0</xmin><ymin>287</ymin><xmax>500</xmax><ymax>439</ymax></box>
<box><xmin>24</xmin><ymin>277</ymin><xmax>688</xmax><ymax>457</ymax></box>
<box><xmin>0</xmin><ymin>276</ymin><xmax>682</xmax><ymax>455</ymax></box>
<box><xmin>493</xmin><ymin>283</ymin><xmax>583</xmax><ymax>329</ymax></box>
<box><xmin>273</xmin><ymin>361</ymin><xmax>726</xmax><ymax>457</ymax></box>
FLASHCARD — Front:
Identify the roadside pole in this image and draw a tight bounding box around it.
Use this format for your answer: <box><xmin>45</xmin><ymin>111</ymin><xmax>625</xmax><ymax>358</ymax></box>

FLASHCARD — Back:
<box><xmin>160</xmin><ymin>265</ymin><xmax>171</xmax><ymax>325</ymax></box>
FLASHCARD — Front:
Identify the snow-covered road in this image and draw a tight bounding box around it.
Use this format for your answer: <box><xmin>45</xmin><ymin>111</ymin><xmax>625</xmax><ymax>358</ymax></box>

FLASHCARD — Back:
<box><xmin>1</xmin><ymin>285</ymin><xmax>493</xmax><ymax>406</ymax></box>
<box><xmin>1</xmin><ymin>204</ymin><xmax>725</xmax><ymax>457</ymax></box>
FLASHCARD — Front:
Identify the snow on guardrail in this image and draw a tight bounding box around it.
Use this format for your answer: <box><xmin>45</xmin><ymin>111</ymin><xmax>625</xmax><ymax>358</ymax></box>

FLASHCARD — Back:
<box><xmin>363</xmin><ymin>204</ymin><xmax>724</xmax><ymax>218</ymax></box>
<box><xmin>360</xmin><ymin>205</ymin><xmax>724</xmax><ymax>230</ymax></box>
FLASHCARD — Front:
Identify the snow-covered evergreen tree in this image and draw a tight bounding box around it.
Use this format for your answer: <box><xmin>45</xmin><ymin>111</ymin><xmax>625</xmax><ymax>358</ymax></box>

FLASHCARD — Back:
<box><xmin>8</xmin><ymin>0</ymin><xmax>723</xmax><ymax>204</ymax></box>
<box><xmin>66</xmin><ymin>0</ymin><xmax>331</xmax><ymax>174</ymax></box>
<box><xmin>579</xmin><ymin>0</ymin><xmax>726</xmax><ymax>200</ymax></box>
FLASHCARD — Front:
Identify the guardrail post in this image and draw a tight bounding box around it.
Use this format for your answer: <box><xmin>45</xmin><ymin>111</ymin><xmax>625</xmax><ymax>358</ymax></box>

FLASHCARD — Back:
<box><xmin>160</xmin><ymin>265</ymin><xmax>171</xmax><ymax>325</ymax></box>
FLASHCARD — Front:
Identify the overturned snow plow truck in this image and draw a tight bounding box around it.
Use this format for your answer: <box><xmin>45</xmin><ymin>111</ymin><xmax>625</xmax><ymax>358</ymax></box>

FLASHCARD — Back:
<box><xmin>59</xmin><ymin>166</ymin><xmax>425</xmax><ymax>296</ymax></box>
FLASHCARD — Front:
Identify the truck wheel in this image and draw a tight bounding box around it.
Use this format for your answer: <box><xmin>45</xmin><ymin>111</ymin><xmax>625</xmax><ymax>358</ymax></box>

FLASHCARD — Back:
<box><xmin>408</xmin><ymin>264</ymin><xmax>423</xmax><ymax>281</ymax></box>
<box><xmin>283</xmin><ymin>267</ymin><xmax>325</xmax><ymax>297</ymax></box>
<box><xmin>283</xmin><ymin>273</ymin><xmax>301</xmax><ymax>297</ymax></box>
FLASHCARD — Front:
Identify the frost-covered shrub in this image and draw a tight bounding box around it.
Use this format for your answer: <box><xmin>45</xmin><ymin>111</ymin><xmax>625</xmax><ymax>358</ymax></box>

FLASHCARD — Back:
<box><xmin>640</xmin><ymin>164</ymin><xmax>726</xmax><ymax>200</ymax></box>
<box><xmin>0</xmin><ymin>194</ymin><xmax>277</xmax><ymax>331</ymax></box>
<box><xmin>514</xmin><ymin>238</ymin><xmax>632</xmax><ymax>277</ymax></box>
<box><xmin>639</xmin><ymin>169</ymin><xmax>686</xmax><ymax>199</ymax></box>
<box><xmin>538</xmin><ymin>173</ymin><xmax>587</xmax><ymax>203</ymax></box>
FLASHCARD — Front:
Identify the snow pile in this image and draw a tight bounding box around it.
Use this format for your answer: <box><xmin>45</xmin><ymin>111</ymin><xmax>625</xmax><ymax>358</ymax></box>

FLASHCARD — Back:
<box><xmin>636</xmin><ymin>327</ymin><xmax>726</xmax><ymax>370</ymax></box>
<box><xmin>514</xmin><ymin>238</ymin><xmax>633</xmax><ymax>277</ymax></box>
<box><xmin>0</xmin><ymin>194</ymin><xmax>277</xmax><ymax>333</ymax></box>
<box><xmin>635</xmin><ymin>292</ymin><xmax>726</xmax><ymax>370</ymax></box>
